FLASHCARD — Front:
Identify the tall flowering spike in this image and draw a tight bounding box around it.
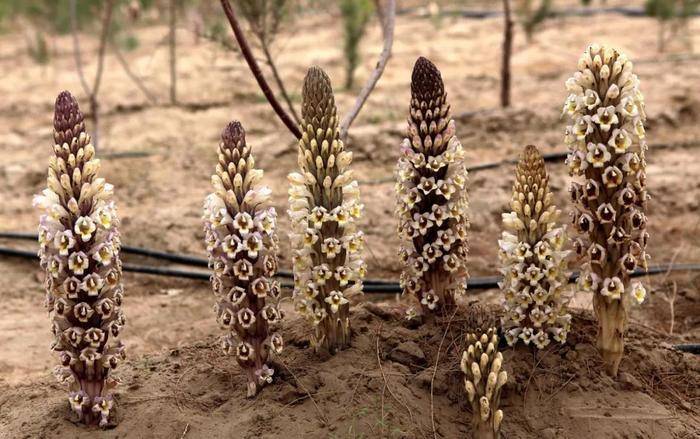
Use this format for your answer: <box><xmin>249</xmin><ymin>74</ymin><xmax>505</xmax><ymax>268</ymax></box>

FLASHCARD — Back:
<box><xmin>203</xmin><ymin>121</ymin><xmax>283</xmax><ymax>398</ymax></box>
<box><xmin>460</xmin><ymin>328</ymin><xmax>507</xmax><ymax>439</ymax></box>
<box><xmin>563</xmin><ymin>44</ymin><xmax>649</xmax><ymax>376</ymax></box>
<box><xmin>34</xmin><ymin>91</ymin><xmax>125</xmax><ymax>427</ymax></box>
<box><xmin>498</xmin><ymin>145</ymin><xmax>572</xmax><ymax>349</ymax></box>
<box><xmin>288</xmin><ymin>66</ymin><xmax>365</xmax><ymax>354</ymax></box>
<box><xmin>396</xmin><ymin>57</ymin><xmax>470</xmax><ymax>316</ymax></box>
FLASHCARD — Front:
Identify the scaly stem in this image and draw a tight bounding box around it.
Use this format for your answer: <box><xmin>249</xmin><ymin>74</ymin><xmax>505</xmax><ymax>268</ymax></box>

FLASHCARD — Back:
<box><xmin>593</xmin><ymin>294</ymin><xmax>627</xmax><ymax>376</ymax></box>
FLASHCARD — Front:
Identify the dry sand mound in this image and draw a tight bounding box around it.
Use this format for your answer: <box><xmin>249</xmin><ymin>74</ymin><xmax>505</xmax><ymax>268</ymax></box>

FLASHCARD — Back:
<box><xmin>1</xmin><ymin>304</ymin><xmax>698</xmax><ymax>439</ymax></box>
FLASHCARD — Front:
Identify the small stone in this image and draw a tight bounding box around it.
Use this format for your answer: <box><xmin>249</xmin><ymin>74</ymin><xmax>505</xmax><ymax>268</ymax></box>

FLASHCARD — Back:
<box><xmin>541</xmin><ymin>428</ymin><xmax>557</xmax><ymax>439</ymax></box>
<box><xmin>363</xmin><ymin>303</ymin><xmax>394</xmax><ymax>320</ymax></box>
<box><xmin>617</xmin><ymin>372</ymin><xmax>642</xmax><ymax>391</ymax></box>
<box><xmin>389</xmin><ymin>341</ymin><xmax>426</xmax><ymax>369</ymax></box>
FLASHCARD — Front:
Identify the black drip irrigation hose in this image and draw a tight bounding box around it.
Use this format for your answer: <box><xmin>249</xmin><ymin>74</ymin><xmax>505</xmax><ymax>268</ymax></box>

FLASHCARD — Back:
<box><xmin>2</xmin><ymin>242</ymin><xmax>700</xmax><ymax>294</ymax></box>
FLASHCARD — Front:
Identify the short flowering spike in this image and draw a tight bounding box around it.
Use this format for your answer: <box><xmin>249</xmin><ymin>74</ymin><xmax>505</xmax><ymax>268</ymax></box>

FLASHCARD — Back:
<box><xmin>461</xmin><ymin>328</ymin><xmax>507</xmax><ymax>439</ymax></box>
<box><xmin>35</xmin><ymin>91</ymin><xmax>125</xmax><ymax>427</ymax></box>
<box><xmin>203</xmin><ymin>121</ymin><xmax>283</xmax><ymax>397</ymax></box>
<box><xmin>563</xmin><ymin>45</ymin><xmax>649</xmax><ymax>376</ymax></box>
<box><xmin>288</xmin><ymin>66</ymin><xmax>365</xmax><ymax>354</ymax></box>
<box><xmin>396</xmin><ymin>57</ymin><xmax>470</xmax><ymax>315</ymax></box>
<box><xmin>499</xmin><ymin>145</ymin><xmax>571</xmax><ymax>349</ymax></box>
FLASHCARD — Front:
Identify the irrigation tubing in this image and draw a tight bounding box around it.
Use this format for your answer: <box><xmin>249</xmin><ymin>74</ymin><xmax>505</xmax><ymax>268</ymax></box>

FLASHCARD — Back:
<box><xmin>2</xmin><ymin>244</ymin><xmax>700</xmax><ymax>294</ymax></box>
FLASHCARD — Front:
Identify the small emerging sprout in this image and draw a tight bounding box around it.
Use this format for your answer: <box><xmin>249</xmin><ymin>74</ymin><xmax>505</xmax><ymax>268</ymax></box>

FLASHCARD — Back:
<box><xmin>563</xmin><ymin>44</ymin><xmax>650</xmax><ymax>376</ymax></box>
<box><xmin>461</xmin><ymin>328</ymin><xmax>507</xmax><ymax>439</ymax></box>
<box><xmin>288</xmin><ymin>67</ymin><xmax>365</xmax><ymax>354</ymax></box>
<box><xmin>396</xmin><ymin>56</ymin><xmax>470</xmax><ymax>316</ymax></box>
<box><xmin>34</xmin><ymin>91</ymin><xmax>125</xmax><ymax>427</ymax></box>
<box><xmin>203</xmin><ymin>121</ymin><xmax>283</xmax><ymax>397</ymax></box>
<box><xmin>499</xmin><ymin>145</ymin><xmax>571</xmax><ymax>348</ymax></box>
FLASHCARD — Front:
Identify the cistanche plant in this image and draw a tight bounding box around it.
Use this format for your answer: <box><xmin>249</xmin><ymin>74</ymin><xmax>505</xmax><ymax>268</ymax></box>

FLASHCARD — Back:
<box><xmin>563</xmin><ymin>44</ymin><xmax>649</xmax><ymax>376</ymax></box>
<box><xmin>288</xmin><ymin>66</ymin><xmax>366</xmax><ymax>354</ymax></box>
<box><xmin>461</xmin><ymin>327</ymin><xmax>508</xmax><ymax>439</ymax></box>
<box><xmin>499</xmin><ymin>145</ymin><xmax>571</xmax><ymax>349</ymax></box>
<box><xmin>34</xmin><ymin>91</ymin><xmax>126</xmax><ymax>426</ymax></box>
<box><xmin>396</xmin><ymin>56</ymin><xmax>470</xmax><ymax>316</ymax></box>
<box><xmin>203</xmin><ymin>121</ymin><xmax>284</xmax><ymax>397</ymax></box>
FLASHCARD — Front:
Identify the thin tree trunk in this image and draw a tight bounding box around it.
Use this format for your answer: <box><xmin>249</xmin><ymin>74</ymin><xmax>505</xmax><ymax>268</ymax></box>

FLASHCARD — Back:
<box><xmin>501</xmin><ymin>0</ymin><xmax>513</xmax><ymax>108</ymax></box>
<box><xmin>169</xmin><ymin>0</ymin><xmax>177</xmax><ymax>104</ymax></box>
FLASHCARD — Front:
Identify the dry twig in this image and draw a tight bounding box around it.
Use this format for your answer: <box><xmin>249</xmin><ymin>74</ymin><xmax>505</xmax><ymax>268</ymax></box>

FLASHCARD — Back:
<box><xmin>500</xmin><ymin>0</ymin><xmax>513</xmax><ymax>107</ymax></box>
<box><xmin>430</xmin><ymin>309</ymin><xmax>458</xmax><ymax>439</ymax></box>
<box><xmin>339</xmin><ymin>0</ymin><xmax>396</xmax><ymax>142</ymax></box>
<box><xmin>219</xmin><ymin>0</ymin><xmax>302</xmax><ymax>139</ymax></box>
<box><xmin>69</xmin><ymin>0</ymin><xmax>115</xmax><ymax>149</ymax></box>
<box><xmin>110</xmin><ymin>42</ymin><xmax>157</xmax><ymax>104</ymax></box>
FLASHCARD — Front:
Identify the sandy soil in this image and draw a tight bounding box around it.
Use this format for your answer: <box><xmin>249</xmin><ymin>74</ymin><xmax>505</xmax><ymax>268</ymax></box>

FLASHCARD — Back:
<box><xmin>0</xmin><ymin>1</ymin><xmax>699</xmax><ymax>437</ymax></box>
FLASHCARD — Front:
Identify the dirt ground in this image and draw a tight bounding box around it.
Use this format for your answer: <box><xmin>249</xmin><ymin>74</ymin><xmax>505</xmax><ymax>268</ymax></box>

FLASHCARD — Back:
<box><xmin>0</xmin><ymin>1</ymin><xmax>699</xmax><ymax>438</ymax></box>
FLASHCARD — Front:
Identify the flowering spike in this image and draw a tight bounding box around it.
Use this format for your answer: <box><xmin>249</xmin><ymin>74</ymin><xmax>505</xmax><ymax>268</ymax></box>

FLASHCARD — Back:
<box><xmin>35</xmin><ymin>91</ymin><xmax>125</xmax><ymax>427</ymax></box>
<box><xmin>288</xmin><ymin>66</ymin><xmax>365</xmax><ymax>354</ymax></box>
<box><xmin>396</xmin><ymin>56</ymin><xmax>470</xmax><ymax>316</ymax></box>
<box><xmin>203</xmin><ymin>120</ymin><xmax>283</xmax><ymax>397</ymax></box>
<box><xmin>564</xmin><ymin>45</ymin><xmax>649</xmax><ymax>376</ymax></box>
<box><xmin>461</xmin><ymin>327</ymin><xmax>507</xmax><ymax>439</ymax></box>
<box><xmin>499</xmin><ymin>145</ymin><xmax>571</xmax><ymax>349</ymax></box>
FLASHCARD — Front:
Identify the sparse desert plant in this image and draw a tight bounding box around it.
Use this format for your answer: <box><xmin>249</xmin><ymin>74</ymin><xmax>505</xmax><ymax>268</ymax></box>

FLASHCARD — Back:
<box><xmin>499</xmin><ymin>145</ymin><xmax>571</xmax><ymax>348</ymax></box>
<box><xmin>514</xmin><ymin>0</ymin><xmax>551</xmax><ymax>43</ymax></box>
<box><xmin>563</xmin><ymin>44</ymin><xmax>649</xmax><ymax>376</ymax></box>
<box><xmin>340</xmin><ymin>0</ymin><xmax>374</xmax><ymax>89</ymax></box>
<box><xmin>645</xmin><ymin>0</ymin><xmax>699</xmax><ymax>51</ymax></box>
<box><xmin>461</xmin><ymin>327</ymin><xmax>507</xmax><ymax>439</ymax></box>
<box><xmin>288</xmin><ymin>66</ymin><xmax>365</xmax><ymax>354</ymax></box>
<box><xmin>33</xmin><ymin>91</ymin><xmax>126</xmax><ymax>427</ymax></box>
<box><xmin>396</xmin><ymin>56</ymin><xmax>469</xmax><ymax>316</ymax></box>
<box><xmin>202</xmin><ymin>121</ymin><xmax>284</xmax><ymax>397</ymax></box>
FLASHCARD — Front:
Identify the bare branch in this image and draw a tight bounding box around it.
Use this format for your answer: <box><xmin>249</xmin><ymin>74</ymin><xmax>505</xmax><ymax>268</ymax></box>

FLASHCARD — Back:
<box><xmin>260</xmin><ymin>40</ymin><xmax>301</xmax><ymax>125</ymax></box>
<box><xmin>110</xmin><ymin>42</ymin><xmax>157</xmax><ymax>104</ymax></box>
<box><xmin>169</xmin><ymin>0</ymin><xmax>177</xmax><ymax>104</ymax></box>
<box><xmin>339</xmin><ymin>0</ymin><xmax>395</xmax><ymax>142</ymax></box>
<box><xmin>92</xmin><ymin>0</ymin><xmax>115</xmax><ymax>97</ymax></box>
<box><xmin>501</xmin><ymin>0</ymin><xmax>513</xmax><ymax>108</ymax></box>
<box><xmin>220</xmin><ymin>0</ymin><xmax>302</xmax><ymax>139</ymax></box>
<box><xmin>69</xmin><ymin>0</ymin><xmax>91</xmax><ymax>97</ymax></box>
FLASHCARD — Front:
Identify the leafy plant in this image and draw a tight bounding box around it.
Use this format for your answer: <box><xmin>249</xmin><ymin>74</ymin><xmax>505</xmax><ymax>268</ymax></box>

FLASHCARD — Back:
<box><xmin>514</xmin><ymin>0</ymin><xmax>552</xmax><ymax>43</ymax></box>
<box><xmin>340</xmin><ymin>0</ymin><xmax>374</xmax><ymax>89</ymax></box>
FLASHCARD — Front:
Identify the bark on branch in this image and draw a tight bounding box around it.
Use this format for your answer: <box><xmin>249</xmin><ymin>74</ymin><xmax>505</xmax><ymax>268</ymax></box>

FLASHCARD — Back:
<box><xmin>219</xmin><ymin>0</ymin><xmax>302</xmax><ymax>139</ymax></box>
<box><xmin>339</xmin><ymin>0</ymin><xmax>396</xmax><ymax>142</ymax></box>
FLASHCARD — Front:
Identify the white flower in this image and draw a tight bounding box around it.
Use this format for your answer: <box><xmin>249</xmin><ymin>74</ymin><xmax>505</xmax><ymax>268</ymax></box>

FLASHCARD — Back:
<box><xmin>233</xmin><ymin>212</ymin><xmax>254</xmax><ymax>234</ymax></box>
<box><xmin>324</xmin><ymin>290</ymin><xmax>349</xmax><ymax>314</ymax></box>
<box><xmin>600</xmin><ymin>277</ymin><xmax>624</xmax><ymax>300</ymax></box>
<box><xmin>631</xmin><ymin>282</ymin><xmax>646</xmax><ymax>304</ymax></box>
<box><xmin>592</xmin><ymin>106</ymin><xmax>618</xmax><ymax>132</ymax></box>
<box><xmin>586</xmin><ymin>143</ymin><xmax>611</xmax><ymax>168</ymax></box>
<box><xmin>68</xmin><ymin>251</ymin><xmax>89</xmax><ymax>275</ymax></box>
<box><xmin>74</xmin><ymin>216</ymin><xmax>96</xmax><ymax>242</ymax></box>
<box><xmin>237</xmin><ymin>308</ymin><xmax>256</xmax><ymax>328</ymax></box>
<box><xmin>321</xmin><ymin>238</ymin><xmax>342</xmax><ymax>258</ymax></box>
<box><xmin>53</xmin><ymin>230</ymin><xmax>76</xmax><ymax>256</ymax></box>
<box><xmin>420</xmin><ymin>290</ymin><xmax>439</xmax><ymax>310</ymax></box>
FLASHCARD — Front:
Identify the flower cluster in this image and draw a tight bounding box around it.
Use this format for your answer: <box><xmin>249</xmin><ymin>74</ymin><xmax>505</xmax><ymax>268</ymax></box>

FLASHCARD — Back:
<box><xmin>461</xmin><ymin>328</ymin><xmax>507</xmax><ymax>439</ymax></box>
<box><xmin>288</xmin><ymin>66</ymin><xmax>365</xmax><ymax>354</ymax></box>
<box><xmin>563</xmin><ymin>44</ymin><xmax>649</xmax><ymax>375</ymax></box>
<box><xmin>203</xmin><ymin>121</ymin><xmax>283</xmax><ymax>397</ymax></box>
<box><xmin>395</xmin><ymin>57</ymin><xmax>470</xmax><ymax>316</ymax></box>
<box><xmin>499</xmin><ymin>145</ymin><xmax>571</xmax><ymax>349</ymax></box>
<box><xmin>33</xmin><ymin>91</ymin><xmax>125</xmax><ymax>427</ymax></box>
